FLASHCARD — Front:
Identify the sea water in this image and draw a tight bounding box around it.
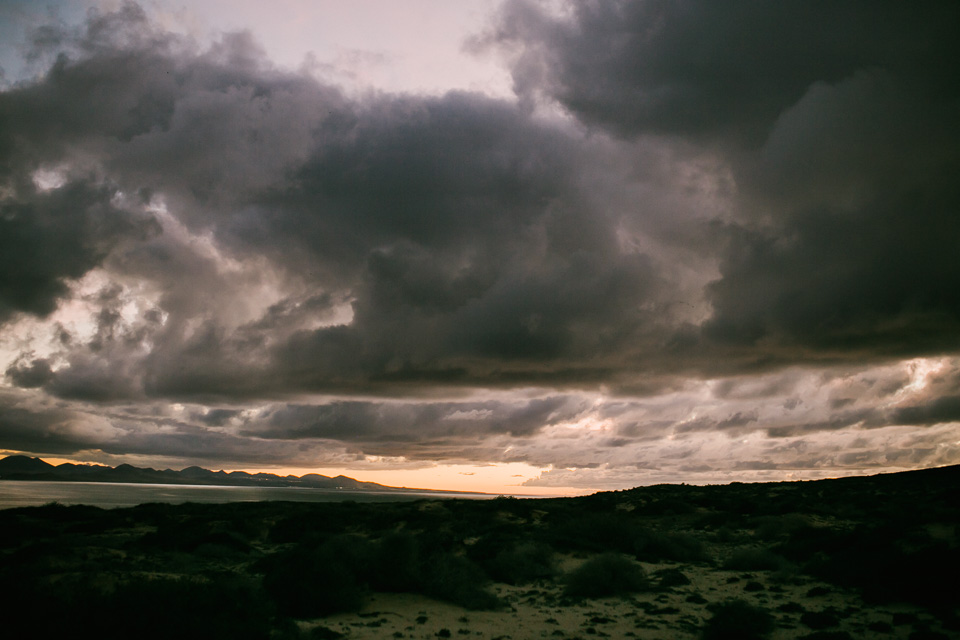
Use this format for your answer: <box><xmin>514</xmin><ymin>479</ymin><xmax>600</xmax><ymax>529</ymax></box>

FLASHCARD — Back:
<box><xmin>0</xmin><ymin>480</ymin><xmax>492</xmax><ymax>509</ymax></box>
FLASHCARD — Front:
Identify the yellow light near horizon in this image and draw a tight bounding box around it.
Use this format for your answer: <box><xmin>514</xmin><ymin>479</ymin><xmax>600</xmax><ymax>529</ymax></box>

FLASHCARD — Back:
<box><xmin>4</xmin><ymin>451</ymin><xmax>586</xmax><ymax>497</ymax></box>
<box><xmin>242</xmin><ymin>462</ymin><xmax>584</xmax><ymax>497</ymax></box>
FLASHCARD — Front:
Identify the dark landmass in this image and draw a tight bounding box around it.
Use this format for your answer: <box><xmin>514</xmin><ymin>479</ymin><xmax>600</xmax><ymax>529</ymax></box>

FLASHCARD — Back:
<box><xmin>1</xmin><ymin>464</ymin><xmax>958</xmax><ymax>639</ymax></box>
<box><xmin>0</xmin><ymin>455</ymin><xmax>469</xmax><ymax>493</ymax></box>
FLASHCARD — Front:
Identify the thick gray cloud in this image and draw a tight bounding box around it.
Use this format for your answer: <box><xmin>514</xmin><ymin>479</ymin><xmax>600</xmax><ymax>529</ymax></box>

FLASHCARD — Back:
<box><xmin>486</xmin><ymin>1</ymin><xmax>960</xmax><ymax>145</ymax></box>
<box><xmin>0</xmin><ymin>2</ymin><xmax>958</xmax><ymax>488</ymax></box>
<box><xmin>1</xmin><ymin>5</ymin><xmax>687</xmax><ymax>399</ymax></box>
<box><xmin>0</xmin><ymin>179</ymin><xmax>157</xmax><ymax>321</ymax></box>
<box><xmin>486</xmin><ymin>0</ymin><xmax>960</xmax><ymax>365</ymax></box>
<box><xmin>244</xmin><ymin>396</ymin><xmax>586</xmax><ymax>462</ymax></box>
<box><xmin>5</xmin><ymin>355</ymin><xmax>53</xmax><ymax>388</ymax></box>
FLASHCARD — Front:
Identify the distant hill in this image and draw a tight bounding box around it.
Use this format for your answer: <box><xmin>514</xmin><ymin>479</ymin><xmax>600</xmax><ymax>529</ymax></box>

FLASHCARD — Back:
<box><xmin>0</xmin><ymin>455</ymin><xmax>445</xmax><ymax>492</ymax></box>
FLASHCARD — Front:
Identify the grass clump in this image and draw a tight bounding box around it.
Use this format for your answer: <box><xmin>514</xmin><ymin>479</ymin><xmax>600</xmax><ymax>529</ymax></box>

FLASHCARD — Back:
<box><xmin>563</xmin><ymin>552</ymin><xmax>648</xmax><ymax>599</ymax></box>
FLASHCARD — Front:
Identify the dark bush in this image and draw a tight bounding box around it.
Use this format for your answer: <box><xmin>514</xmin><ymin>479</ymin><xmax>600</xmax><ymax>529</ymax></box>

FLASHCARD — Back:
<box><xmin>101</xmin><ymin>576</ymin><xmax>273</xmax><ymax>639</ymax></box>
<box><xmin>907</xmin><ymin>631</ymin><xmax>950</xmax><ymax>640</ymax></box>
<box><xmin>801</xmin><ymin>611</ymin><xmax>840</xmax><ymax>630</ymax></box>
<box><xmin>268</xmin><ymin>506</ymin><xmax>352</xmax><ymax>543</ymax></box>
<box><xmin>795</xmin><ymin>525</ymin><xmax>960</xmax><ymax>608</ymax></box>
<box><xmin>654</xmin><ymin>567</ymin><xmax>691</xmax><ymax>588</ymax></box>
<box><xmin>643</xmin><ymin>497</ymin><xmax>696</xmax><ymax>515</ymax></box>
<box><xmin>422</xmin><ymin>552</ymin><xmax>501</xmax><ymax>610</ymax></box>
<box><xmin>465</xmin><ymin>532</ymin><xmax>515</xmax><ymax>566</ymax></box>
<box><xmin>261</xmin><ymin>537</ymin><xmax>370</xmax><ymax>618</ymax></box>
<box><xmin>564</xmin><ymin>553</ymin><xmax>648</xmax><ymax>599</ymax></box>
<box><xmin>701</xmin><ymin>599</ymin><xmax>776</xmax><ymax>640</ymax></box>
<box><xmin>548</xmin><ymin>512</ymin><xmax>639</xmax><ymax>554</ymax></box>
<box><xmin>723</xmin><ymin>547</ymin><xmax>791</xmax><ymax>572</ymax></box>
<box><xmin>486</xmin><ymin>541</ymin><xmax>556</xmax><ymax>584</ymax></box>
<box><xmin>753</xmin><ymin>514</ymin><xmax>812</xmax><ymax>542</ymax></box>
<box><xmin>634</xmin><ymin>528</ymin><xmax>709</xmax><ymax>563</ymax></box>
<box><xmin>5</xmin><ymin>575</ymin><xmax>274</xmax><ymax>640</ymax></box>
<box><xmin>371</xmin><ymin>531</ymin><xmax>422</xmax><ymax>592</ymax></box>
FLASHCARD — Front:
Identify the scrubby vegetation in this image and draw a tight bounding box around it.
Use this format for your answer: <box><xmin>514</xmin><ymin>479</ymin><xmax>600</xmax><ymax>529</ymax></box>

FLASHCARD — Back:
<box><xmin>723</xmin><ymin>547</ymin><xmax>792</xmax><ymax>572</ymax></box>
<box><xmin>701</xmin><ymin>599</ymin><xmax>776</xmax><ymax>640</ymax></box>
<box><xmin>0</xmin><ymin>464</ymin><xmax>956</xmax><ymax>638</ymax></box>
<box><xmin>563</xmin><ymin>552</ymin><xmax>648</xmax><ymax>598</ymax></box>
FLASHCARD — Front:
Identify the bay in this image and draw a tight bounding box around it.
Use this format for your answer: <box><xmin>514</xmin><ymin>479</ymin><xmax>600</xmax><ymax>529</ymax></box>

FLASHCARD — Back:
<box><xmin>0</xmin><ymin>480</ymin><xmax>492</xmax><ymax>510</ymax></box>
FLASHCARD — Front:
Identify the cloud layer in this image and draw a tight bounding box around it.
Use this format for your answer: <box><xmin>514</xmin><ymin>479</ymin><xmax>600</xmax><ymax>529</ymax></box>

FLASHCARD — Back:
<box><xmin>1</xmin><ymin>1</ymin><xmax>958</xmax><ymax>490</ymax></box>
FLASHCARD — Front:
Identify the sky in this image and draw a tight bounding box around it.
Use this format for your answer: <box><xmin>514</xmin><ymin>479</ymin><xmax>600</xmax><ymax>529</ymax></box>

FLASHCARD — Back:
<box><xmin>0</xmin><ymin>0</ymin><xmax>958</xmax><ymax>495</ymax></box>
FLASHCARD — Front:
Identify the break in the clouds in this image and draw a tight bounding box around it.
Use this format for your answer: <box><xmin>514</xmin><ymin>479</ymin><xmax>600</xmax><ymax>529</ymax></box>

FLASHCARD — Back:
<box><xmin>1</xmin><ymin>1</ymin><xmax>958</xmax><ymax>492</ymax></box>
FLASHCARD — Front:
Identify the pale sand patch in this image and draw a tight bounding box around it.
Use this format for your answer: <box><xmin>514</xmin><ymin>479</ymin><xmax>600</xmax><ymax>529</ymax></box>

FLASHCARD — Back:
<box><xmin>305</xmin><ymin>560</ymin><xmax>949</xmax><ymax>639</ymax></box>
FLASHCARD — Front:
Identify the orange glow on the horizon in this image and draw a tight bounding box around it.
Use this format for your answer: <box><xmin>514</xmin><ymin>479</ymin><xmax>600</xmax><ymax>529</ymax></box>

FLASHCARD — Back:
<box><xmin>235</xmin><ymin>462</ymin><xmax>587</xmax><ymax>497</ymax></box>
<box><xmin>1</xmin><ymin>450</ymin><xmax>585</xmax><ymax>497</ymax></box>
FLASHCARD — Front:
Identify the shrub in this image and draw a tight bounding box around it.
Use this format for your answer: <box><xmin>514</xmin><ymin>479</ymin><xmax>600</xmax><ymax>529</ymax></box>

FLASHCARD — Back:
<box><xmin>753</xmin><ymin>514</ymin><xmax>811</xmax><ymax>542</ymax></box>
<box><xmin>422</xmin><ymin>552</ymin><xmax>501</xmax><ymax>610</ymax></box>
<box><xmin>371</xmin><ymin>531</ymin><xmax>422</xmax><ymax>592</ymax></box>
<box><xmin>309</xmin><ymin>626</ymin><xmax>345</xmax><ymax>639</ymax></box>
<box><xmin>654</xmin><ymin>567</ymin><xmax>691</xmax><ymax>588</ymax></box>
<box><xmin>801</xmin><ymin>611</ymin><xmax>840</xmax><ymax>630</ymax></box>
<box><xmin>802</xmin><ymin>529</ymin><xmax>960</xmax><ymax>608</ymax></box>
<box><xmin>487</xmin><ymin>541</ymin><xmax>556</xmax><ymax>585</ymax></box>
<box><xmin>723</xmin><ymin>547</ymin><xmax>791</xmax><ymax>572</ymax></box>
<box><xmin>547</xmin><ymin>513</ymin><xmax>638</xmax><ymax>554</ymax></box>
<box><xmin>701</xmin><ymin>599</ymin><xmax>776</xmax><ymax>640</ymax></box>
<box><xmin>563</xmin><ymin>553</ymin><xmax>648</xmax><ymax>599</ymax></box>
<box><xmin>261</xmin><ymin>538</ymin><xmax>369</xmax><ymax>618</ymax></box>
<box><xmin>634</xmin><ymin>529</ymin><xmax>709</xmax><ymax>563</ymax></box>
<box><xmin>643</xmin><ymin>497</ymin><xmax>696</xmax><ymax>515</ymax></box>
<box><xmin>15</xmin><ymin>576</ymin><xmax>274</xmax><ymax>640</ymax></box>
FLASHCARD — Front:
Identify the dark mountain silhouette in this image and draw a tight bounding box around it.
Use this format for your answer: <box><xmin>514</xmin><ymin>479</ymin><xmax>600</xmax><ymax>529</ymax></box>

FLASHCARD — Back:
<box><xmin>0</xmin><ymin>455</ymin><xmax>55</xmax><ymax>474</ymax></box>
<box><xmin>0</xmin><ymin>455</ymin><xmax>431</xmax><ymax>491</ymax></box>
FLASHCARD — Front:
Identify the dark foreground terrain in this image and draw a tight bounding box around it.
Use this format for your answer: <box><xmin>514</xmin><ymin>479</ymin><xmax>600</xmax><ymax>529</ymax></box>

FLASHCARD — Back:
<box><xmin>1</xmin><ymin>466</ymin><xmax>958</xmax><ymax>639</ymax></box>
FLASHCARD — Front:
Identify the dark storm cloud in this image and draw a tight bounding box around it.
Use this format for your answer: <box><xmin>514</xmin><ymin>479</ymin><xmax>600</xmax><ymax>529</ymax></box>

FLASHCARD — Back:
<box><xmin>0</xmin><ymin>389</ymin><xmax>111</xmax><ymax>455</ymax></box>
<box><xmin>5</xmin><ymin>355</ymin><xmax>53</xmax><ymax>388</ymax></box>
<box><xmin>672</xmin><ymin>410</ymin><xmax>759</xmax><ymax>435</ymax></box>
<box><xmin>0</xmin><ymin>405</ymin><xmax>89</xmax><ymax>454</ymax></box>
<box><xmin>0</xmin><ymin>179</ymin><xmax>157</xmax><ymax>321</ymax></box>
<box><xmin>4</xmin><ymin>2</ymin><xmax>688</xmax><ymax>400</ymax></box>
<box><xmin>891</xmin><ymin>395</ymin><xmax>960</xmax><ymax>427</ymax></box>
<box><xmin>0</xmin><ymin>3</ymin><xmax>685</xmax><ymax>399</ymax></box>
<box><xmin>764</xmin><ymin>409</ymin><xmax>876</xmax><ymax>438</ymax></box>
<box><xmin>703</xmin><ymin>180</ymin><xmax>960</xmax><ymax>354</ymax></box>
<box><xmin>198</xmin><ymin>408</ymin><xmax>242</xmax><ymax>427</ymax></box>
<box><xmin>487</xmin><ymin>0</ymin><xmax>960</xmax><ymax>364</ymax></box>
<box><xmin>1</xmin><ymin>2</ymin><xmax>958</xmax><ymax>482</ymax></box>
<box><xmin>485</xmin><ymin>0</ymin><xmax>960</xmax><ymax>145</ymax></box>
<box><xmin>254</xmin><ymin>92</ymin><xmax>658</xmax><ymax>387</ymax></box>
<box><xmin>0</xmin><ymin>388</ymin><xmax>330</xmax><ymax>467</ymax></box>
<box><xmin>247</xmin><ymin>396</ymin><xmax>582</xmax><ymax>442</ymax></box>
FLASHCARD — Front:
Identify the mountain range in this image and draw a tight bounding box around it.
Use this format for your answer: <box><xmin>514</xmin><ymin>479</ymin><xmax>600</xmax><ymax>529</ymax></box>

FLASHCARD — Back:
<box><xmin>0</xmin><ymin>455</ymin><xmax>431</xmax><ymax>492</ymax></box>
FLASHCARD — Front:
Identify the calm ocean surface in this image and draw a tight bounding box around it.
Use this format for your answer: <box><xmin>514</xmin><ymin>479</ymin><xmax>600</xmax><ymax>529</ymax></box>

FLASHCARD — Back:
<box><xmin>0</xmin><ymin>480</ymin><xmax>493</xmax><ymax>510</ymax></box>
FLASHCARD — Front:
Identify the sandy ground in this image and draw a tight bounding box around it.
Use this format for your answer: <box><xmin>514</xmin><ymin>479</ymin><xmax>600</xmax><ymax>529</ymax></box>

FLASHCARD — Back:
<box><xmin>309</xmin><ymin>557</ymin><xmax>949</xmax><ymax>639</ymax></box>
